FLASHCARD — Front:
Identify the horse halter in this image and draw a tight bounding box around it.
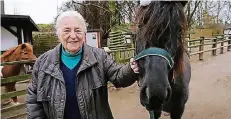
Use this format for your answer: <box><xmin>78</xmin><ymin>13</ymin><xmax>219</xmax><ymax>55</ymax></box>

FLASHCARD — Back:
<box><xmin>134</xmin><ymin>47</ymin><xmax>174</xmax><ymax>69</ymax></box>
<box><xmin>134</xmin><ymin>47</ymin><xmax>175</xmax><ymax>86</ymax></box>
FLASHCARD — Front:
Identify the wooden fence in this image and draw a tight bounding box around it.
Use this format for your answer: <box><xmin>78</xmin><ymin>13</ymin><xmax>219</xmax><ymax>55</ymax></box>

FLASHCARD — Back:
<box><xmin>188</xmin><ymin>35</ymin><xmax>231</xmax><ymax>60</ymax></box>
<box><xmin>106</xmin><ymin>31</ymin><xmax>135</xmax><ymax>64</ymax></box>
<box><xmin>106</xmin><ymin>34</ymin><xmax>231</xmax><ymax>63</ymax></box>
<box><xmin>1</xmin><ymin>60</ymin><xmax>35</xmax><ymax>119</ymax></box>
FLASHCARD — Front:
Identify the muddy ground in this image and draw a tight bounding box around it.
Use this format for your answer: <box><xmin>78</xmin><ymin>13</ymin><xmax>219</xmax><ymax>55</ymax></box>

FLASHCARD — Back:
<box><xmin>1</xmin><ymin>46</ymin><xmax>231</xmax><ymax>119</ymax></box>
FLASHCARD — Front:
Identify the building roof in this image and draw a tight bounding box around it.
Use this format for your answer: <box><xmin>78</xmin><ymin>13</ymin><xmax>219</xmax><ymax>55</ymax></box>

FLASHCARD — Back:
<box><xmin>1</xmin><ymin>14</ymin><xmax>39</xmax><ymax>31</ymax></box>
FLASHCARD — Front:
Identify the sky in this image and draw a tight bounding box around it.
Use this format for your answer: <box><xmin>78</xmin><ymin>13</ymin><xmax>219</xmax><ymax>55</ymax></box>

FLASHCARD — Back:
<box><xmin>4</xmin><ymin>0</ymin><xmax>69</xmax><ymax>24</ymax></box>
<box><xmin>4</xmin><ymin>0</ymin><xmax>230</xmax><ymax>24</ymax></box>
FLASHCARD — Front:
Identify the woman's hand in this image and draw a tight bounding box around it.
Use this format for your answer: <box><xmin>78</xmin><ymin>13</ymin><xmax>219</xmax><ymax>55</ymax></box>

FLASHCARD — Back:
<box><xmin>130</xmin><ymin>58</ymin><xmax>139</xmax><ymax>74</ymax></box>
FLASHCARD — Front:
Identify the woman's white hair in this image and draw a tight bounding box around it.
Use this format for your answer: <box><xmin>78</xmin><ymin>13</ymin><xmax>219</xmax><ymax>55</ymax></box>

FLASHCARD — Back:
<box><xmin>55</xmin><ymin>10</ymin><xmax>87</xmax><ymax>34</ymax></box>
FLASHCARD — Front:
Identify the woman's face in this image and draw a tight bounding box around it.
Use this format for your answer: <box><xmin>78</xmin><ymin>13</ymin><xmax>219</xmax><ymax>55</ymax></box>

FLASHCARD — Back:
<box><xmin>57</xmin><ymin>16</ymin><xmax>85</xmax><ymax>54</ymax></box>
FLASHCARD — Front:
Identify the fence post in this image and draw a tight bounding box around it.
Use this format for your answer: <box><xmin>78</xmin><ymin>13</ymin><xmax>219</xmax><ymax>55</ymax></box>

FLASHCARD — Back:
<box><xmin>199</xmin><ymin>37</ymin><xmax>204</xmax><ymax>60</ymax></box>
<box><xmin>228</xmin><ymin>36</ymin><xmax>231</xmax><ymax>51</ymax></box>
<box><xmin>212</xmin><ymin>37</ymin><xmax>217</xmax><ymax>56</ymax></box>
<box><xmin>185</xmin><ymin>38</ymin><xmax>191</xmax><ymax>53</ymax></box>
<box><xmin>220</xmin><ymin>36</ymin><xmax>224</xmax><ymax>54</ymax></box>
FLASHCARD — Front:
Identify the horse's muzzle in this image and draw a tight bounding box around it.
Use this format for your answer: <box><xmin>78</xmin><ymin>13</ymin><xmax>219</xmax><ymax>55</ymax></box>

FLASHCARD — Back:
<box><xmin>140</xmin><ymin>86</ymin><xmax>172</xmax><ymax>111</ymax></box>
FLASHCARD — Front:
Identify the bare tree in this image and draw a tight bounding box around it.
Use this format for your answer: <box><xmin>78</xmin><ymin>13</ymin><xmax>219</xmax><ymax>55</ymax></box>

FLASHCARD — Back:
<box><xmin>222</xmin><ymin>1</ymin><xmax>231</xmax><ymax>24</ymax></box>
<box><xmin>185</xmin><ymin>0</ymin><xmax>201</xmax><ymax>29</ymax></box>
<box><xmin>58</xmin><ymin>1</ymin><xmax>136</xmax><ymax>47</ymax></box>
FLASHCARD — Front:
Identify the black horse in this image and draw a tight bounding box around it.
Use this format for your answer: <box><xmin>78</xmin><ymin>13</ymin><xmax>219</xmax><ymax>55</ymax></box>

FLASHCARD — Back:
<box><xmin>134</xmin><ymin>1</ymin><xmax>191</xmax><ymax>119</ymax></box>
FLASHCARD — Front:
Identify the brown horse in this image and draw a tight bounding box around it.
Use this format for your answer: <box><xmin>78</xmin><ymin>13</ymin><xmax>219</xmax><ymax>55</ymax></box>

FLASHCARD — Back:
<box><xmin>1</xmin><ymin>43</ymin><xmax>37</xmax><ymax>105</ymax></box>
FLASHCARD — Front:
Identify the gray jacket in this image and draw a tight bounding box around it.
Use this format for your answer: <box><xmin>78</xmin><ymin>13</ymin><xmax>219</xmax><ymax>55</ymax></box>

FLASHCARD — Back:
<box><xmin>26</xmin><ymin>43</ymin><xmax>138</xmax><ymax>119</ymax></box>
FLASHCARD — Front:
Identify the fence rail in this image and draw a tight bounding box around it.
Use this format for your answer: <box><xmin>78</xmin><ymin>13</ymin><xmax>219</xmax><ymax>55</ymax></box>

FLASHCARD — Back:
<box><xmin>1</xmin><ymin>60</ymin><xmax>35</xmax><ymax>66</ymax></box>
<box><xmin>1</xmin><ymin>74</ymin><xmax>32</xmax><ymax>86</ymax></box>
<box><xmin>188</xmin><ymin>35</ymin><xmax>231</xmax><ymax>60</ymax></box>
<box><xmin>1</xmin><ymin>90</ymin><xmax>27</xmax><ymax>100</ymax></box>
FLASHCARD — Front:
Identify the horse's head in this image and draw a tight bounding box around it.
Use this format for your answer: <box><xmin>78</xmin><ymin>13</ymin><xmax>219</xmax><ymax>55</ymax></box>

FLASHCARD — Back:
<box><xmin>135</xmin><ymin>1</ymin><xmax>187</xmax><ymax>111</ymax></box>
<box><xmin>1</xmin><ymin>43</ymin><xmax>37</xmax><ymax>62</ymax></box>
<box><xmin>1</xmin><ymin>43</ymin><xmax>37</xmax><ymax>75</ymax></box>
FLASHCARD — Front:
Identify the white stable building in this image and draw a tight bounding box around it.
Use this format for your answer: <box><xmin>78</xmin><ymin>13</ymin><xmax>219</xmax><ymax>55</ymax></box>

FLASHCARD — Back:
<box><xmin>1</xmin><ymin>14</ymin><xmax>39</xmax><ymax>53</ymax></box>
<box><xmin>1</xmin><ymin>0</ymin><xmax>39</xmax><ymax>53</ymax></box>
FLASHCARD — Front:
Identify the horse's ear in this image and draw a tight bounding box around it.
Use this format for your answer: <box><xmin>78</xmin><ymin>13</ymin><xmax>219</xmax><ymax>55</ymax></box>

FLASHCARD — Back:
<box><xmin>21</xmin><ymin>43</ymin><xmax>27</xmax><ymax>49</ymax></box>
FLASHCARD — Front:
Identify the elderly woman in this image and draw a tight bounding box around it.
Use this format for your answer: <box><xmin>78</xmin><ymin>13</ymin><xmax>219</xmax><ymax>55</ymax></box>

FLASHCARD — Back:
<box><xmin>26</xmin><ymin>11</ymin><xmax>139</xmax><ymax>119</ymax></box>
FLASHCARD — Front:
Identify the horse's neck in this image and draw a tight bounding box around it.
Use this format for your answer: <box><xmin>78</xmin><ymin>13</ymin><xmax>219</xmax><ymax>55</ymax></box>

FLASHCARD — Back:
<box><xmin>1</xmin><ymin>55</ymin><xmax>27</xmax><ymax>77</ymax></box>
<box><xmin>2</xmin><ymin>63</ymin><xmax>24</xmax><ymax>77</ymax></box>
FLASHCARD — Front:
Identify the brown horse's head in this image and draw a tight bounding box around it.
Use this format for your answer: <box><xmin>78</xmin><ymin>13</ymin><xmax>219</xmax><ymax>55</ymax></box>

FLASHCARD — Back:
<box><xmin>1</xmin><ymin>43</ymin><xmax>37</xmax><ymax>63</ymax></box>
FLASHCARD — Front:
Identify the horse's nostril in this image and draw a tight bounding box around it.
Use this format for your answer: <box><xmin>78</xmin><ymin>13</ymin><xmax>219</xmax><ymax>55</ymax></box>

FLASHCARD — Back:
<box><xmin>141</xmin><ymin>86</ymin><xmax>149</xmax><ymax>103</ymax></box>
<box><xmin>165</xmin><ymin>90</ymin><xmax>168</xmax><ymax>98</ymax></box>
<box><xmin>165</xmin><ymin>87</ymin><xmax>172</xmax><ymax>103</ymax></box>
<box><xmin>146</xmin><ymin>87</ymin><xmax>150</xmax><ymax>99</ymax></box>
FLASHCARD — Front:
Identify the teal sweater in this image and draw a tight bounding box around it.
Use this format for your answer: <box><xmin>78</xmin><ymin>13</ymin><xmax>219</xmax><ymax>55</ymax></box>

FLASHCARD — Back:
<box><xmin>61</xmin><ymin>46</ymin><xmax>82</xmax><ymax>69</ymax></box>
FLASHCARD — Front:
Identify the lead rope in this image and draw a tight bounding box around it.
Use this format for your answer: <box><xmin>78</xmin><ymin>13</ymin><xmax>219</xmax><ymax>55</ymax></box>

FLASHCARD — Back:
<box><xmin>149</xmin><ymin>111</ymin><xmax>155</xmax><ymax>119</ymax></box>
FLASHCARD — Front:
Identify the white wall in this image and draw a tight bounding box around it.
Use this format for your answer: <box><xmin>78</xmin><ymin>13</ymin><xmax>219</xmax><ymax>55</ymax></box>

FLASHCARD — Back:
<box><xmin>224</xmin><ymin>29</ymin><xmax>231</xmax><ymax>35</ymax></box>
<box><xmin>86</xmin><ymin>32</ymin><xmax>100</xmax><ymax>48</ymax></box>
<box><xmin>1</xmin><ymin>26</ymin><xmax>18</xmax><ymax>51</ymax></box>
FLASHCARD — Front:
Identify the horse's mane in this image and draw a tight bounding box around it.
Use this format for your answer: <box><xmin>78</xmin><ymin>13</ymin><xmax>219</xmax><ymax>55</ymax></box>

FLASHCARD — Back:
<box><xmin>1</xmin><ymin>43</ymin><xmax>33</xmax><ymax>62</ymax></box>
<box><xmin>135</xmin><ymin>1</ymin><xmax>188</xmax><ymax>77</ymax></box>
